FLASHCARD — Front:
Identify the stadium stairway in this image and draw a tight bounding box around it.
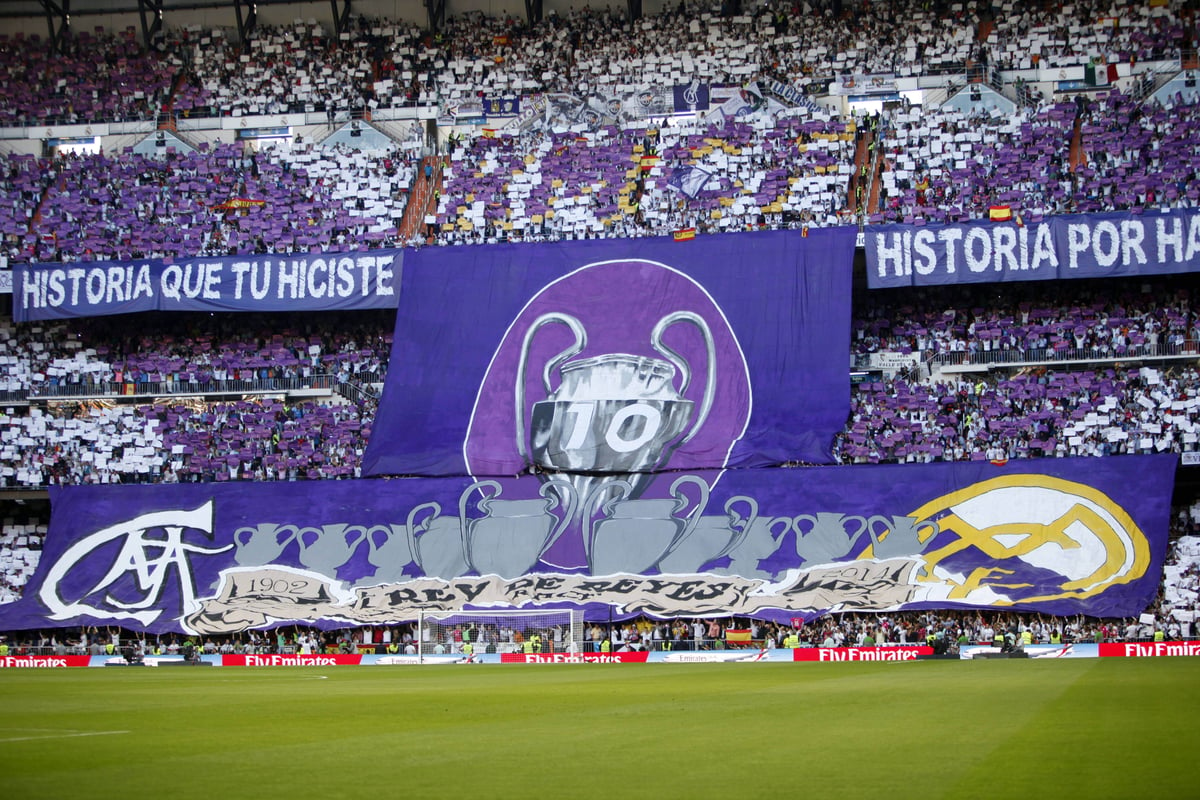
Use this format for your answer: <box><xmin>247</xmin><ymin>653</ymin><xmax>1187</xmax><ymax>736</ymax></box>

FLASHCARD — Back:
<box><xmin>1068</xmin><ymin>103</ymin><xmax>1086</xmax><ymax>171</ymax></box>
<box><xmin>155</xmin><ymin>111</ymin><xmax>204</xmax><ymax>152</ymax></box>
<box><xmin>848</xmin><ymin>123</ymin><xmax>871</xmax><ymax>214</ymax></box>
<box><xmin>865</xmin><ymin>146</ymin><xmax>883</xmax><ymax>216</ymax></box>
<box><xmin>398</xmin><ymin>154</ymin><xmax>445</xmax><ymax>243</ymax></box>
<box><xmin>28</xmin><ymin>168</ymin><xmax>63</xmax><ymax>232</ymax></box>
<box><xmin>976</xmin><ymin>18</ymin><xmax>993</xmax><ymax>44</ymax></box>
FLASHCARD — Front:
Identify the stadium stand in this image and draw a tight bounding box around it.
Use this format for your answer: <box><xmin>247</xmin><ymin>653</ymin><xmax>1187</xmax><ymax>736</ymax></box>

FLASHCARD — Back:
<box><xmin>5</xmin><ymin>141</ymin><xmax>416</xmax><ymax>265</ymax></box>
<box><xmin>851</xmin><ymin>277</ymin><xmax>1199</xmax><ymax>362</ymax></box>
<box><xmin>431</xmin><ymin>114</ymin><xmax>852</xmax><ymax>242</ymax></box>
<box><xmin>835</xmin><ymin>365</ymin><xmax>1200</xmax><ymax>463</ymax></box>
<box><xmin>982</xmin><ymin>0</ymin><xmax>1194</xmax><ymax>71</ymax></box>
<box><xmin>0</xmin><ymin>28</ymin><xmax>180</xmax><ymax>126</ymax></box>
<box><xmin>172</xmin><ymin>20</ymin><xmax>382</xmax><ymax>118</ymax></box>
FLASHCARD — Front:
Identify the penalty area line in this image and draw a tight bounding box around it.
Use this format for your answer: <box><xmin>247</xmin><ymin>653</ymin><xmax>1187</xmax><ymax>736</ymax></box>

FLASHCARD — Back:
<box><xmin>0</xmin><ymin>730</ymin><xmax>130</xmax><ymax>744</ymax></box>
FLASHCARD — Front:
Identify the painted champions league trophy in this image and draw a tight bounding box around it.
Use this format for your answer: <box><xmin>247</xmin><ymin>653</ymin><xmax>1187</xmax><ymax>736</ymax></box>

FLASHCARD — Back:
<box><xmin>515</xmin><ymin>310</ymin><xmax>717</xmax><ymax>505</ymax></box>
<box><xmin>512</xmin><ymin>309</ymin><xmax>719</xmax><ymax>573</ymax></box>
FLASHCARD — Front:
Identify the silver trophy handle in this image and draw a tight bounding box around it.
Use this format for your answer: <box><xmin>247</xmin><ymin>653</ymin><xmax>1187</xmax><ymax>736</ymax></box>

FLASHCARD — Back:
<box><xmin>582</xmin><ymin>479</ymin><xmax>633</xmax><ymax>569</ymax></box>
<box><xmin>537</xmin><ymin>478</ymin><xmax>579</xmax><ymax>555</ymax></box>
<box><xmin>515</xmin><ymin>312</ymin><xmax>587</xmax><ymax>464</ymax></box>
<box><xmin>405</xmin><ymin>501</ymin><xmax>443</xmax><ymax>573</ymax></box>
<box><xmin>650</xmin><ymin>311</ymin><xmax>716</xmax><ymax>447</ymax></box>
<box><xmin>713</xmin><ymin>495</ymin><xmax>758</xmax><ymax>561</ymax></box>
<box><xmin>656</xmin><ymin>474</ymin><xmax>711</xmax><ymax>564</ymax></box>
<box><xmin>862</xmin><ymin>514</ymin><xmax>891</xmax><ymax>553</ymax></box>
<box><xmin>460</xmin><ymin>479</ymin><xmax>503</xmax><ymax>574</ymax></box>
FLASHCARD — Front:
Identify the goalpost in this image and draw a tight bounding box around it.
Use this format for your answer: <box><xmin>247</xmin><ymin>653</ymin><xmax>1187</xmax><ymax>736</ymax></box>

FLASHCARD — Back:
<box><xmin>417</xmin><ymin>609</ymin><xmax>584</xmax><ymax>662</ymax></box>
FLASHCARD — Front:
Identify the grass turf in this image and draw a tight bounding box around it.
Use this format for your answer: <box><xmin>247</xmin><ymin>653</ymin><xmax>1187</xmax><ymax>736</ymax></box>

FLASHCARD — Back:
<box><xmin>0</xmin><ymin>658</ymin><xmax>1195</xmax><ymax>799</ymax></box>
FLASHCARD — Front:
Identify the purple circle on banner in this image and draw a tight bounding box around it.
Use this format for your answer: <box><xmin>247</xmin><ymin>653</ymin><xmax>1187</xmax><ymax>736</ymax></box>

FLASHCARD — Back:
<box><xmin>464</xmin><ymin>259</ymin><xmax>751</xmax><ymax>570</ymax></box>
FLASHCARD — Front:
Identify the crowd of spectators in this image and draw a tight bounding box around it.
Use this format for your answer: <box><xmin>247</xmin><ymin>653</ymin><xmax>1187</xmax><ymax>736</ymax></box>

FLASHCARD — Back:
<box><xmin>1075</xmin><ymin>89</ymin><xmax>1200</xmax><ymax>213</ymax></box>
<box><xmin>0</xmin><ymin>273</ymin><xmax>1199</xmax><ymax>486</ymax></box>
<box><xmin>24</xmin><ymin>0</ymin><xmax>1190</xmax><ymax>125</ymax></box>
<box><xmin>0</xmin><ymin>27</ymin><xmax>180</xmax><ymax>126</ymax></box>
<box><xmin>835</xmin><ymin>364</ymin><xmax>1200</xmax><ymax>463</ymax></box>
<box><xmin>852</xmin><ymin>277</ymin><xmax>1199</xmax><ymax>363</ymax></box>
<box><xmin>0</xmin><ymin>1</ymin><xmax>1196</xmax><ymax>257</ymax></box>
<box><xmin>982</xmin><ymin>0</ymin><xmax>1198</xmax><ymax>71</ymax></box>
<box><xmin>0</xmin><ymin>310</ymin><xmax>391</xmax><ymax>487</ymax></box>
<box><xmin>170</xmin><ymin>0</ymin><xmax>984</xmax><ymax>118</ymax></box>
<box><xmin>0</xmin><ymin>311</ymin><xmax>392</xmax><ymax>397</ymax></box>
<box><xmin>432</xmin><ymin>111</ymin><xmax>853</xmax><ymax>243</ymax></box>
<box><xmin>7</xmin><ymin>93</ymin><xmax>1199</xmax><ymax>258</ymax></box>
<box><xmin>3</xmin><ymin>95</ymin><xmax>1198</xmax><ymax>257</ymax></box>
<box><xmin>2</xmin><ymin>604</ymin><xmax>1193</xmax><ymax>656</ymax></box>
<box><xmin>147</xmin><ymin>395</ymin><xmax>373</xmax><ymax>482</ymax></box>
<box><xmin>171</xmin><ymin>19</ymin><xmax>383</xmax><ymax>118</ymax></box>
<box><xmin>877</xmin><ymin>89</ymin><xmax>1200</xmax><ymax>225</ymax></box>
<box><xmin>0</xmin><ymin>395</ymin><xmax>375</xmax><ymax>487</ymax></box>
<box><xmin>0</xmin><ymin>0</ymin><xmax>1193</xmax><ymax>123</ymax></box>
<box><xmin>0</xmin><ymin>512</ymin><xmax>43</xmax><ymax>605</ymax></box>
<box><xmin>3</xmin><ymin>140</ymin><xmax>416</xmax><ymax>266</ymax></box>
<box><xmin>5</xmin><ymin>328</ymin><xmax>1200</xmax><ymax>480</ymax></box>
<box><xmin>1160</xmin><ymin>533</ymin><xmax>1200</xmax><ymax>633</ymax></box>
<box><xmin>877</xmin><ymin>100</ymin><xmax>1076</xmax><ymax>224</ymax></box>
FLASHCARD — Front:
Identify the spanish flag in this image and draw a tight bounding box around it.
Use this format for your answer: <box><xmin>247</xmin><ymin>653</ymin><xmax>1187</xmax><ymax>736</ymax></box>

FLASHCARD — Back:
<box><xmin>212</xmin><ymin>197</ymin><xmax>266</xmax><ymax>211</ymax></box>
<box><xmin>988</xmin><ymin>205</ymin><xmax>1012</xmax><ymax>222</ymax></box>
<box><xmin>673</xmin><ymin>227</ymin><xmax>696</xmax><ymax>242</ymax></box>
<box><xmin>482</xmin><ymin>128</ymin><xmax>496</xmax><ymax>138</ymax></box>
<box><xmin>640</xmin><ymin>154</ymin><xmax>661</xmax><ymax>171</ymax></box>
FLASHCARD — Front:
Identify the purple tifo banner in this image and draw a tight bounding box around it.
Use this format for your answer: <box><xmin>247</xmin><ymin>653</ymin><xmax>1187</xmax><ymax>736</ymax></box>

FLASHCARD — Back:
<box><xmin>14</xmin><ymin>248</ymin><xmax>402</xmax><ymax>321</ymax></box>
<box><xmin>362</xmin><ymin>228</ymin><xmax>857</xmax><ymax>478</ymax></box>
<box><xmin>866</xmin><ymin>209</ymin><xmax>1200</xmax><ymax>288</ymax></box>
<box><xmin>0</xmin><ymin>454</ymin><xmax>1173</xmax><ymax>635</ymax></box>
<box><xmin>673</xmin><ymin>81</ymin><xmax>710</xmax><ymax>112</ymax></box>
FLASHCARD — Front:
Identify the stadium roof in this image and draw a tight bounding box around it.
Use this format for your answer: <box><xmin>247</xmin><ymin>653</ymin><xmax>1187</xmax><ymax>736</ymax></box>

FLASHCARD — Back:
<box><xmin>0</xmin><ymin>0</ymin><xmax>402</xmax><ymax>16</ymax></box>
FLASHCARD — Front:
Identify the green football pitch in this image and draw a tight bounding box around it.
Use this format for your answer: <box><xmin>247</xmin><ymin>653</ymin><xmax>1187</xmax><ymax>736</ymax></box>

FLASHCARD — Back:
<box><xmin>0</xmin><ymin>659</ymin><xmax>1195</xmax><ymax>799</ymax></box>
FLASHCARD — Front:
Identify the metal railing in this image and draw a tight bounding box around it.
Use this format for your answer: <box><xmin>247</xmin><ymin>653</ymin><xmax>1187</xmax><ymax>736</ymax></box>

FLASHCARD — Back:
<box><xmin>1131</xmin><ymin>59</ymin><xmax>1183</xmax><ymax>103</ymax></box>
<box><xmin>335</xmin><ymin>379</ymin><xmax>381</xmax><ymax>406</ymax></box>
<box><xmin>24</xmin><ymin>374</ymin><xmax>337</xmax><ymax>401</ymax></box>
<box><xmin>928</xmin><ymin>340</ymin><xmax>1200</xmax><ymax>370</ymax></box>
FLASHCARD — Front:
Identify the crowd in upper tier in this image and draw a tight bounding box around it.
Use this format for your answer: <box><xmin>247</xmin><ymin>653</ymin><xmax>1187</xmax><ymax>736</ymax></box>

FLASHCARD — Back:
<box><xmin>2</xmin><ymin>141</ymin><xmax>418</xmax><ymax>266</ymax></box>
<box><xmin>3</xmin><ymin>87</ymin><xmax>1200</xmax><ymax>261</ymax></box>
<box><xmin>3</xmin><ymin>0</ymin><xmax>1196</xmax><ymax>124</ymax></box>
<box><xmin>876</xmin><ymin>93</ymin><xmax>1200</xmax><ymax>224</ymax></box>
<box><xmin>0</xmin><ymin>0</ymin><xmax>1195</xmax><ymax>260</ymax></box>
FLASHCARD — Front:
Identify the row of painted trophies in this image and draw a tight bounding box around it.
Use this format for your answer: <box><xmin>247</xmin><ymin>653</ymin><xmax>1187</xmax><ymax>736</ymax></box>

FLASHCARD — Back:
<box><xmin>232</xmin><ymin>475</ymin><xmax>938</xmax><ymax>582</ymax></box>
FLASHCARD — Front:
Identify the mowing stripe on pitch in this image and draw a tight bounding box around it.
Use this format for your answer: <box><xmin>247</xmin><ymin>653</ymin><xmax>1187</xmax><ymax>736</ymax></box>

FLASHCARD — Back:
<box><xmin>0</xmin><ymin>729</ymin><xmax>130</xmax><ymax>743</ymax></box>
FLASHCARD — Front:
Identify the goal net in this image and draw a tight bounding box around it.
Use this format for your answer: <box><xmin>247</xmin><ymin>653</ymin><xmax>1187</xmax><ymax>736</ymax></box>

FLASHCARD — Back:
<box><xmin>417</xmin><ymin>609</ymin><xmax>584</xmax><ymax>659</ymax></box>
